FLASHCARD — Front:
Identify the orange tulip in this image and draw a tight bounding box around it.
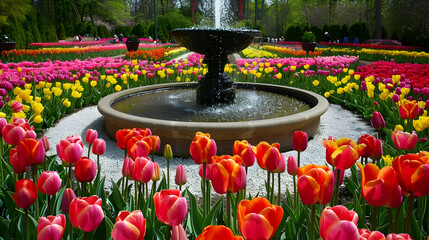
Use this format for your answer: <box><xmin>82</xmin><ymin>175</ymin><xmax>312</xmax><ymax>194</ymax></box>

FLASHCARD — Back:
<box><xmin>297</xmin><ymin>164</ymin><xmax>334</xmax><ymax>205</ymax></box>
<box><xmin>323</xmin><ymin>138</ymin><xmax>364</xmax><ymax>167</ymax></box>
<box><xmin>116</xmin><ymin>128</ymin><xmax>152</xmax><ymax>150</ymax></box>
<box><xmin>255</xmin><ymin>141</ymin><xmax>281</xmax><ymax>172</ymax></box>
<box><xmin>237</xmin><ymin>197</ymin><xmax>283</xmax><ymax>240</ymax></box>
<box><xmin>196</xmin><ymin>225</ymin><xmax>243</xmax><ymax>240</ymax></box>
<box><xmin>233</xmin><ymin>140</ymin><xmax>256</xmax><ymax>167</ymax></box>
<box><xmin>398</xmin><ymin>100</ymin><xmax>418</xmax><ymax>119</ymax></box>
<box><xmin>17</xmin><ymin>138</ymin><xmax>45</xmax><ymax>166</ymax></box>
<box><xmin>127</xmin><ymin>136</ymin><xmax>151</xmax><ymax>160</ymax></box>
<box><xmin>331</xmin><ymin>145</ymin><xmax>361</xmax><ymax>170</ymax></box>
<box><xmin>210</xmin><ymin>157</ymin><xmax>246</xmax><ymax>194</ymax></box>
<box><xmin>111</xmin><ymin>210</ymin><xmax>146</xmax><ymax>240</ymax></box>
<box><xmin>392</xmin><ymin>154</ymin><xmax>429</xmax><ymax>197</ymax></box>
<box><xmin>357</xmin><ymin>163</ymin><xmax>402</xmax><ymax>208</ymax></box>
<box><xmin>190</xmin><ymin>132</ymin><xmax>217</xmax><ymax>164</ymax></box>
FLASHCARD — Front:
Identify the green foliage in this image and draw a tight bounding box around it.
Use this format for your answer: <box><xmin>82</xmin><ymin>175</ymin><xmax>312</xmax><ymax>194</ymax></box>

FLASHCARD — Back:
<box><xmin>26</xmin><ymin>13</ymin><xmax>41</xmax><ymax>43</ymax></box>
<box><xmin>113</xmin><ymin>25</ymin><xmax>132</xmax><ymax>37</ymax></box>
<box><xmin>57</xmin><ymin>23</ymin><xmax>66</xmax><ymax>40</ymax></box>
<box><xmin>126</xmin><ymin>35</ymin><xmax>140</xmax><ymax>42</ymax></box>
<box><xmin>341</xmin><ymin>24</ymin><xmax>349</xmax><ymax>39</ymax></box>
<box><xmin>148</xmin><ymin>12</ymin><xmax>192</xmax><ymax>42</ymax></box>
<box><xmin>285</xmin><ymin>25</ymin><xmax>301</xmax><ymax>41</ymax></box>
<box><xmin>97</xmin><ymin>25</ymin><xmax>110</xmax><ymax>38</ymax></box>
<box><xmin>302</xmin><ymin>31</ymin><xmax>316</xmax><ymax>42</ymax></box>
<box><xmin>5</xmin><ymin>15</ymin><xmax>26</xmax><ymax>49</ymax></box>
<box><xmin>131</xmin><ymin>23</ymin><xmax>148</xmax><ymax>38</ymax></box>
<box><xmin>0</xmin><ymin>0</ymin><xmax>32</xmax><ymax>27</ymax></box>
<box><xmin>85</xmin><ymin>22</ymin><xmax>97</xmax><ymax>37</ymax></box>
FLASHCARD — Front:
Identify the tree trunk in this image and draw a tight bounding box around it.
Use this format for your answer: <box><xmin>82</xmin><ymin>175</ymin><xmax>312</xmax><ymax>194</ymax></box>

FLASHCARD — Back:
<box><xmin>374</xmin><ymin>0</ymin><xmax>382</xmax><ymax>38</ymax></box>
<box><xmin>260</xmin><ymin>0</ymin><xmax>264</xmax><ymax>27</ymax></box>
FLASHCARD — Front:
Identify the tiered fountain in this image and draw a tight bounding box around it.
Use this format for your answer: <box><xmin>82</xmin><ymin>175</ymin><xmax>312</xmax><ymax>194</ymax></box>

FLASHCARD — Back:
<box><xmin>98</xmin><ymin>0</ymin><xmax>329</xmax><ymax>157</ymax></box>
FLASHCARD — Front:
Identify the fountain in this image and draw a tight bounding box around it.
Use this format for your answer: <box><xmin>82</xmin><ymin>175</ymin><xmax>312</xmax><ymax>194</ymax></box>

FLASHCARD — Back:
<box><xmin>98</xmin><ymin>0</ymin><xmax>329</xmax><ymax>157</ymax></box>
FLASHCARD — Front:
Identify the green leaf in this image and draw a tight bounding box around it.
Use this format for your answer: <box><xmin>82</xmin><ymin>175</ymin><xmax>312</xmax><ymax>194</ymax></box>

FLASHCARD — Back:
<box><xmin>187</xmin><ymin>189</ymin><xmax>203</xmax><ymax>236</ymax></box>
<box><xmin>285</xmin><ymin>218</ymin><xmax>297</xmax><ymax>240</ymax></box>
<box><xmin>0</xmin><ymin>187</ymin><xmax>18</xmax><ymax>219</ymax></box>
<box><xmin>203</xmin><ymin>196</ymin><xmax>223</xmax><ymax>228</ymax></box>
<box><xmin>111</xmin><ymin>179</ymin><xmax>125</xmax><ymax>210</ymax></box>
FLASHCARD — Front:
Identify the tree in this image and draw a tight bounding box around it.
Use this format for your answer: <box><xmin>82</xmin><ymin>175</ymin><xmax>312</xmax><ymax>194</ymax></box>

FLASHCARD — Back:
<box><xmin>0</xmin><ymin>0</ymin><xmax>32</xmax><ymax>27</ymax></box>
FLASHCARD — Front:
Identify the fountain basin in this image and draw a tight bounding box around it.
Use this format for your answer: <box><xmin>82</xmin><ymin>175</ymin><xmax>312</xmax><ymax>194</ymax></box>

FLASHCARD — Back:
<box><xmin>98</xmin><ymin>82</ymin><xmax>329</xmax><ymax>157</ymax></box>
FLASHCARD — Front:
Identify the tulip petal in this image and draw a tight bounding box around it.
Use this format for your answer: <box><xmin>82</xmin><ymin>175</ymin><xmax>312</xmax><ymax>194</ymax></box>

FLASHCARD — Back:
<box><xmin>240</xmin><ymin>213</ymin><xmax>273</xmax><ymax>240</ymax></box>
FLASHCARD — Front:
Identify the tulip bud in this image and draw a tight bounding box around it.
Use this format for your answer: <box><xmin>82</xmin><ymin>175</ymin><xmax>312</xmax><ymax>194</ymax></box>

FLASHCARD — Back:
<box><xmin>293</xmin><ymin>131</ymin><xmax>308</xmax><ymax>152</ymax></box>
<box><xmin>152</xmin><ymin>162</ymin><xmax>161</xmax><ymax>181</ymax></box>
<box><xmin>61</xmin><ymin>188</ymin><xmax>76</xmax><ymax>214</ymax></box>
<box><xmin>287</xmin><ymin>156</ymin><xmax>298</xmax><ymax>176</ymax></box>
<box><xmin>41</xmin><ymin>136</ymin><xmax>50</xmax><ymax>151</ymax></box>
<box><xmin>172</xmin><ymin>224</ymin><xmax>187</xmax><ymax>240</ymax></box>
<box><xmin>371</xmin><ymin>111</ymin><xmax>385</xmax><ymax>131</ymax></box>
<box><xmin>164</xmin><ymin>144</ymin><xmax>173</xmax><ymax>161</ymax></box>
<box><xmin>122</xmin><ymin>157</ymin><xmax>134</xmax><ymax>179</ymax></box>
<box><xmin>92</xmin><ymin>138</ymin><xmax>106</xmax><ymax>155</ymax></box>
<box><xmin>85</xmin><ymin>129</ymin><xmax>98</xmax><ymax>144</ymax></box>
<box><xmin>175</xmin><ymin>165</ymin><xmax>187</xmax><ymax>186</ymax></box>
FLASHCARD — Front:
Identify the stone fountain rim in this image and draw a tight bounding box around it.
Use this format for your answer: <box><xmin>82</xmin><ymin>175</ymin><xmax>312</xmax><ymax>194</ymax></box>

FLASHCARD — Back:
<box><xmin>170</xmin><ymin>28</ymin><xmax>262</xmax><ymax>35</ymax></box>
<box><xmin>97</xmin><ymin>82</ymin><xmax>329</xmax><ymax>129</ymax></box>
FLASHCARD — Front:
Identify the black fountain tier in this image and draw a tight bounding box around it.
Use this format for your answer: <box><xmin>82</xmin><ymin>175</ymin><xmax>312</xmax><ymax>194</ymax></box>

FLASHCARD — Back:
<box><xmin>170</xmin><ymin>28</ymin><xmax>261</xmax><ymax>106</ymax></box>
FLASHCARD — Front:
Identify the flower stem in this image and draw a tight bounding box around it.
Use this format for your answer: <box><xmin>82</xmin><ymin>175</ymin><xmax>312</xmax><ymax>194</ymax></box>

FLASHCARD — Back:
<box><xmin>82</xmin><ymin>182</ymin><xmax>87</xmax><ymax>197</ymax></box>
<box><xmin>271</xmin><ymin>172</ymin><xmax>275</xmax><ymax>203</ymax></box>
<box><xmin>83</xmin><ymin>231</ymin><xmax>87</xmax><ymax>240</ymax></box>
<box><xmin>206</xmin><ymin>179</ymin><xmax>211</xmax><ymax>213</ymax></box>
<box><xmin>293</xmin><ymin>175</ymin><xmax>297</xmax><ymax>209</ymax></box>
<box><xmin>202</xmin><ymin>163</ymin><xmax>207</xmax><ymax>217</ymax></box>
<box><xmin>227</xmin><ymin>192</ymin><xmax>231</xmax><ymax>229</ymax></box>
<box><xmin>278</xmin><ymin>172</ymin><xmax>281</xmax><ymax>206</ymax></box>
<box><xmin>134</xmin><ymin>180</ymin><xmax>138</xmax><ymax>210</ymax></box>
<box><xmin>47</xmin><ymin>195</ymin><xmax>52</xmax><ymax>215</ymax></box>
<box><xmin>68</xmin><ymin>166</ymin><xmax>72</xmax><ymax>188</ymax></box>
<box><xmin>405</xmin><ymin>194</ymin><xmax>415</xmax><ymax>233</ymax></box>
<box><xmin>310</xmin><ymin>204</ymin><xmax>316</xmax><ymax>240</ymax></box>
<box><xmin>167</xmin><ymin>158</ymin><xmax>170</xmax><ymax>189</ymax></box>
<box><xmin>25</xmin><ymin>208</ymin><xmax>29</xmax><ymax>240</ymax></box>
<box><xmin>166</xmin><ymin>225</ymin><xmax>172</xmax><ymax>240</ymax></box>
<box><xmin>87</xmin><ymin>144</ymin><xmax>92</xmax><ymax>158</ymax></box>
<box><xmin>32</xmin><ymin>165</ymin><xmax>39</xmax><ymax>221</ymax></box>
<box><xmin>333</xmin><ymin>169</ymin><xmax>341</xmax><ymax>206</ymax></box>
<box><xmin>371</xmin><ymin>206</ymin><xmax>377</xmax><ymax>231</ymax></box>
<box><xmin>96</xmin><ymin>155</ymin><xmax>100</xmax><ymax>181</ymax></box>
<box><xmin>297</xmin><ymin>151</ymin><xmax>301</xmax><ymax>168</ymax></box>
<box><xmin>267</xmin><ymin>170</ymin><xmax>271</xmax><ymax>201</ymax></box>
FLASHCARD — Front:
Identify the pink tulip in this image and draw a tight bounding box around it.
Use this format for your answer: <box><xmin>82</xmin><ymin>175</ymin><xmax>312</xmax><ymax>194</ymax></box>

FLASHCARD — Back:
<box><xmin>153</xmin><ymin>189</ymin><xmax>187</xmax><ymax>226</ymax></box>
<box><xmin>272</xmin><ymin>153</ymin><xmax>286</xmax><ymax>173</ymax></box>
<box><xmin>172</xmin><ymin>224</ymin><xmax>187</xmax><ymax>240</ymax></box>
<box><xmin>61</xmin><ymin>188</ymin><xmax>76</xmax><ymax>214</ymax></box>
<box><xmin>233</xmin><ymin>140</ymin><xmax>256</xmax><ymax>167</ymax></box>
<box><xmin>0</xmin><ymin>117</ymin><xmax>7</xmax><ymax>136</ymax></box>
<box><xmin>38</xmin><ymin>171</ymin><xmax>62</xmax><ymax>195</ymax></box>
<box><xmin>391</xmin><ymin>130</ymin><xmax>417</xmax><ymax>150</ymax></box>
<box><xmin>92</xmin><ymin>138</ymin><xmax>106</xmax><ymax>155</ymax></box>
<box><xmin>2</xmin><ymin>121</ymin><xmax>36</xmax><ymax>145</ymax></box>
<box><xmin>287</xmin><ymin>156</ymin><xmax>298</xmax><ymax>176</ymax></box>
<box><xmin>133</xmin><ymin>157</ymin><xmax>154</xmax><ymax>183</ymax></box>
<box><xmin>56</xmin><ymin>139</ymin><xmax>83</xmax><ymax>164</ymax></box>
<box><xmin>293</xmin><ymin>131</ymin><xmax>308</xmax><ymax>151</ymax></box>
<box><xmin>85</xmin><ymin>129</ymin><xmax>98</xmax><ymax>144</ymax></box>
<box><xmin>385</xmin><ymin>233</ymin><xmax>413</xmax><ymax>240</ymax></box>
<box><xmin>41</xmin><ymin>136</ymin><xmax>50</xmax><ymax>151</ymax></box>
<box><xmin>199</xmin><ymin>163</ymin><xmax>212</xmax><ymax>180</ymax></box>
<box><xmin>319</xmin><ymin>205</ymin><xmax>359</xmax><ymax>240</ymax></box>
<box><xmin>358</xmin><ymin>229</ymin><xmax>385</xmax><ymax>240</ymax></box>
<box><xmin>122</xmin><ymin>157</ymin><xmax>134</xmax><ymax>179</ymax></box>
<box><xmin>37</xmin><ymin>214</ymin><xmax>66</xmax><ymax>240</ymax></box>
<box><xmin>69</xmin><ymin>196</ymin><xmax>104</xmax><ymax>232</ymax></box>
<box><xmin>175</xmin><ymin>165</ymin><xmax>187</xmax><ymax>186</ymax></box>
<box><xmin>111</xmin><ymin>210</ymin><xmax>146</xmax><ymax>240</ymax></box>
<box><xmin>11</xmin><ymin>101</ymin><xmax>23</xmax><ymax>112</ymax></box>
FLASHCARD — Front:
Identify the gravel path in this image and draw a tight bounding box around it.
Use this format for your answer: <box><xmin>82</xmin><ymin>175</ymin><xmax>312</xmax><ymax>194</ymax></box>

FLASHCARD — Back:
<box><xmin>44</xmin><ymin>103</ymin><xmax>374</xmax><ymax>196</ymax></box>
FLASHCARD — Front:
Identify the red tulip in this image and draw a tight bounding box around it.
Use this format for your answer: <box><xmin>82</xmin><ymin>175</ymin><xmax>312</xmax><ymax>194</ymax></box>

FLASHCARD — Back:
<box><xmin>358</xmin><ymin>163</ymin><xmax>402</xmax><ymax>208</ymax></box>
<box><xmin>172</xmin><ymin>224</ymin><xmax>187</xmax><ymax>240</ymax></box>
<box><xmin>116</xmin><ymin>128</ymin><xmax>152</xmax><ymax>150</ymax></box>
<box><xmin>153</xmin><ymin>189</ymin><xmax>187</xmax><ymax>226</ymax></box>
<box><xmin>11</xmin><ymin>101</ymin><xmax>23</xmax><ymax>112</ymax></box>
<box><xmin>37</xmin><ymin>214</ymin><xmax>66</xmax><ymax>240</ymax></box>
<box><xmin>133</xmin><ymin>156</ymin><xmax>154</xmax><ymax>183</ymax></box>
<box><xmin>358</xmin><ymin>229</ymin><xmax>385</xmax><ymax>240</ymax></box>
<box><xmin>198</xmin><ymin>164</ymin><xmax>212</xmax><ymax>180</ymax></box>
<box><xmin>10</xmin><ymin>147</ymin><xmax>27</xmax><ymax>173</ymax></box>
<box><xmin>190</xmin><ymin>132</ymin><xmax>217</xmax><ymax>164</ymax></box>
<box><xmin>12</xmin><ymin>179</ymin><xmax>38</xmax><ymax>209</ymax></box>
<box><xmin>69</xmin><ymin>196</ymin><xmax>104</xmax><ymax>232</ymax></box>
<box><xmin>92</xmin><ymin>138</ymin><xmax>106</xmax><ymax>155</ymax></box>
<box><xmin>233</xmin><ymin>140</ymin><xmax>256</xmax><ymax>167</ymax></box>
<box><xmin>392</xmin><ymin>153</ymin><xmax>429</xmax><ymax>197</ymax></box>
<box><xmin>56</xmin><ymin>138</ymin><xmax>83</xmax><ymax>164</ymax></box>
<box><xmin>85</xmin><ymin>129</ymin><xmax>98</xmax><ymax>144</ymax></box>
<box><xmin>392</xmin><ymin>130</ymin><xmax>417</xmax><ymax>151</ymax></box>
<box><xmin>370</xmin><ymin>111</ymin><xmax>385</xmax><ymax>130</ymax></box>
<box><xmin>61</xmin><ymin>188</ymin><xmax>76</xmax><ymax>214</ymax></box>
<box><xmin>127</xmin><ymin>136</ymin><xmax>151</xmax><ymax>160</ymax></box>
<box><xmin>196</xmin><ymin>225</ymin><xmax>243</xmax><ymax>240</ymax></box>
<box><xmin>38</xmin><ymin>171</ymin><xmax>62</xmax><ymax>195</ymax></box>
<box><xmin>319</xmin><ymin>205</ymin><xmax>359</xmax><ymax>240</ymax></box>
<box><xmin>0</xmin><ymin>117</ymin><xmax>7</xmax><ymax>136</ymax></box>
<box><xmin>75</xmin><ymin>157</ymin><xmax>97</xmax><ymax>183</ymax></box>
<box><xmin>398</xmin><ymin>100</ymin><xmax>418</xmax><ymax>119</ymax></box>
<box><xmin>272</xmin><ymin>153</ymin><xmax>286</xmax><ymax>173</ymax></box>
<box><xmin>111</xmin><ymin>210</ymin><xmax>146</xmax><ymax>240</ymax></box>
<box><xmin>256</xmin><ymin>141</ymin><xmax>281</xmax><ymax>172</ymax></box>
<box><xmin>358</xmin><ymin>134</ymin><xmax>378</xmax><ymax>158</ymax></box>
<box><xmin>122</xmin><ymin>157</ymin><xmax>134</xmax><ymax>179</ymax></box>
<box><xmin>237</xmin><ymin>197</ymin><xmax>283</xmax><ymax>240</ymax></box>
<box><xmin>297</xmin><ymin>164</ymin><xmax>334</xmax><ymax>205</ymax></box>
<box><xmin>287</xmin><ymin>155</ymin><xmax>298</xmax><ymax>176</ymax></box>
<box><xmin>210</xmin><ymin>157</ymin><xmax>246</xmax><ymax>194</ymax></box>
<box><xmin>175</xmin><ymin>165</ymin><xmax>187</xmax><ymax>186</ymax></box>
<box><xmin>293</xmin><ymin>131</ymin><xmax>308</xmax><ymax>151</ymax></box>
<box><xmin>17</xmin><ymin>138</ymin><xmax>45</xmax><ymax>166</ymax></box>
